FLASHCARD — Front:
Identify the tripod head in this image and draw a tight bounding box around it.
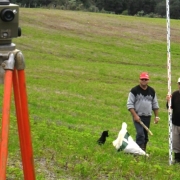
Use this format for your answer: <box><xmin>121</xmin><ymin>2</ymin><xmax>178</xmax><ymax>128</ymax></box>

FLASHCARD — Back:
<box><xmin>0</xmin><ymin>0</ymin><xmax>21</xmax><ymax>45</ymax></box>
<box><xmin>0</xmin><ymin>0</ymin><xmax>22</xmax><ymax>84</ymax></box>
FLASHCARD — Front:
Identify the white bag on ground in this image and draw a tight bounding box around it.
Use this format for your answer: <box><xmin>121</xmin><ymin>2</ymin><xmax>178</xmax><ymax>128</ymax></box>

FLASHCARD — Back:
<box><xmin>112</xmin><ymin>122</ymin><xmax>149</xmax><ymax>157</ymax></box>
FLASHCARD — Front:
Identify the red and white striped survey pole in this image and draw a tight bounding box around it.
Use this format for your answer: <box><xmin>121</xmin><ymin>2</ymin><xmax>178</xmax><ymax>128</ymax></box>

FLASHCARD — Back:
<box><xmin>166</xmin><ymin>0</ymin><xmax>173</xmax><ymax>165</ymax></box>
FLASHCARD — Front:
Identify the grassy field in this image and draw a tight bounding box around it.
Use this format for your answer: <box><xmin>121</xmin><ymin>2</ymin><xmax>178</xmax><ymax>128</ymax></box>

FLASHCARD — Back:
<box><xmin>2</xmin><ymin>8</ymin><xmax>180</xmax><ymax>179</ymax></box>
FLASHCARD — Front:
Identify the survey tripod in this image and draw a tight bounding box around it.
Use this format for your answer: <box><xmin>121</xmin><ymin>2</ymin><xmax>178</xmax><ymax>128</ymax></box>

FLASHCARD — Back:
<box><xmin>0</xmin><ymin>41</ymin><xmax>36</xmax><ymax>179</ymax></box>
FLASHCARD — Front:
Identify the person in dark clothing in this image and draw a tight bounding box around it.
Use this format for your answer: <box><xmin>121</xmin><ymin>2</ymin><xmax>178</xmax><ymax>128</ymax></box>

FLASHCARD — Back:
<box><xmin>127</xmin><ymin>72</ymin><xmax>159</xmax><ymax>152</ymax></box>
<box><xmin>166</xmin><ymin>77</ymin><xmax>180</xmax><ymax>164</ymax></box>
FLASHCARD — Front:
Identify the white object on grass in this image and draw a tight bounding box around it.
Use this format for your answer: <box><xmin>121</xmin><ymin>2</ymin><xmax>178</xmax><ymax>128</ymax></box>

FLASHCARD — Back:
<box><xmin>112</xmin><ymin>122</ymin><xmax>149</xmax><ymax>157</ymax></box>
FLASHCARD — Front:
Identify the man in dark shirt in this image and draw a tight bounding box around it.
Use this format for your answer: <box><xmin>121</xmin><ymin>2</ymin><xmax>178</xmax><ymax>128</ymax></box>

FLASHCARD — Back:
<box><xmin>166</xmin><ymin>77</ymin><xmax>180</xmax><ymax>163</ymax></box>
<box><xmin>127</xmin><ymin>72</ymin><xmax>159</xmax><ymax>152</ymax></box>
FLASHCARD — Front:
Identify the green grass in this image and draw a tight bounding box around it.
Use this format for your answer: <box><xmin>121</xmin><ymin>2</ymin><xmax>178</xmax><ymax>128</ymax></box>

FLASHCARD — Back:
<box><xmin>2</xmin><ymin>8</ymin><xmax>180</xmax><ymax>179</ymax></box>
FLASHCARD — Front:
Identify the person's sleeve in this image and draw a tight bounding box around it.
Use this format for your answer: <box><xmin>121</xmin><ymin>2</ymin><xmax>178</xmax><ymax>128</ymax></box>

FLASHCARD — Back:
<box><xmin>166</xmin><ymin>101</ymin><xmax>169</xmax><ymax>109</ymax></box>
<box><xmin>127</xmin><ymin>92</ymin><xmax>135</xmax><ymax>110</ymax></box>
<box><xmin>171</xmin><ymin>94</ymin><xmax>174</xmax><ymax>109</ymax></box>
<box><xmin>152</xmin><ymin>94</ymin><xmax>159</xmax><ymax>109</ymax></box>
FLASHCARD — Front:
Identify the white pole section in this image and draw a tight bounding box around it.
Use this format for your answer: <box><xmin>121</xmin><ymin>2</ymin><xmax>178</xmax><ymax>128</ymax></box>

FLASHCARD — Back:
<box><xmin>166</xmin><ymin>0</ymin><xmax>173</xmax><ymax>165</ymax></box>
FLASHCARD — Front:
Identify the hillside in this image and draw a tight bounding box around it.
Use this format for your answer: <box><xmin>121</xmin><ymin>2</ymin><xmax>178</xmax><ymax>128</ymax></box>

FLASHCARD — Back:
<box><xmin>4</xmin><ymin>8</ymin><xmax>180</xmax><ymax>179</ymax></box>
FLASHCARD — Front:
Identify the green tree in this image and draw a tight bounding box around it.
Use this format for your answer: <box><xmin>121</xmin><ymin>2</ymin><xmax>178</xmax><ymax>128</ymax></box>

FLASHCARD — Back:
<box><xmin>170</xmin><ymin>0</ymin><xmax>180</xmax><ymax>19</ymax></box>
<box><xmin>103</xmin><ymin>0</ymin><xmax>127</xmax><ymax>14</ymax></box>
<box><xmin>95</xmin><ymin>0</ymin><xmax>105</xmax><ymax>11</ymax></box>
<box><xmin>127</xmin><ymin>0</ymin><xmax>143</xmax><ymax>15</ymax></box>
<box><xmin>142</xmin><ymin>0</ymin><xmax>156</xmax><ymax>14</ymax></box>
<box><xmin>155</xmin><ymin>1</ymin><xmax>166</xmax><ymax>17</ymax></box>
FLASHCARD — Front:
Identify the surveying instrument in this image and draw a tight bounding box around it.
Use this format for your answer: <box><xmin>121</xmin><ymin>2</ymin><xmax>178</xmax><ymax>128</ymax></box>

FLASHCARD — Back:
<box><xmin>0</xmin><ymin>0</ymin><xmax>36</xmax><ymax>179</ymax></box>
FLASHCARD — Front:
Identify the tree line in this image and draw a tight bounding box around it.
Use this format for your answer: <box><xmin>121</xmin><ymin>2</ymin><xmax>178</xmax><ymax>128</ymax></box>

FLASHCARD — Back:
<box><xmin>11</xmin><ymin>0</ymin><xmax>180</xmax><ymax>19</ymax></box>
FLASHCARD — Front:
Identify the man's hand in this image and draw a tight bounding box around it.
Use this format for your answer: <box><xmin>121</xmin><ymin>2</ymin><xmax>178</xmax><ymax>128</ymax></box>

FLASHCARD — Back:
<box><xmin>166</xmin><ymin>94</ymin><xmax>171</xmax><ymax>102</ymax></box>
<box><xmin>133</xmin><ymin>115</ymin><xmax>140</xmax><ymax>122</ymax></box>
<box><xmin>129</xmin><ymin>108</ymin><xmax>140</xmax><ymax>123</ymax></box>
<box><xmin>154</xmin><ymin>117</ymin><xmax>160</xmax><ymax>124</ymax></box>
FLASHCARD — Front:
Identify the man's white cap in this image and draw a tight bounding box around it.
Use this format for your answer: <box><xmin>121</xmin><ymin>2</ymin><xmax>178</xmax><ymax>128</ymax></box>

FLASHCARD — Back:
<box><xmin>177</xmin><ymin>77</ymin><xmax>180</xmax><ymax>83</ymax></box>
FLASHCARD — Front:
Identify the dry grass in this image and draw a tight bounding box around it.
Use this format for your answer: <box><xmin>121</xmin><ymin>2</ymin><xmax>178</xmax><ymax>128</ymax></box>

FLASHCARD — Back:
<box><xmin>19</xmin><ymin>9</ymin><xmax>180</xmax><ymax>44</ymax></box>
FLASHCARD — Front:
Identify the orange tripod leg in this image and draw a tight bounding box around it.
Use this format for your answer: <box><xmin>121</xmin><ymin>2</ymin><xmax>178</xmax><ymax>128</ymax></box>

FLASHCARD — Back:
<box><xmin>13</xmin><ymin>69</ymin><xmax>36</xmax><ymax>180</ymax></box>
<box><xmin>13</xmin><ymin>69</ymin><xmax>27</xmax><ymax>179</ymax></box>
<box><xmin>0</xmin><ymin>70</ymin><xmax>13</xmax><ymax>180</ymax></box>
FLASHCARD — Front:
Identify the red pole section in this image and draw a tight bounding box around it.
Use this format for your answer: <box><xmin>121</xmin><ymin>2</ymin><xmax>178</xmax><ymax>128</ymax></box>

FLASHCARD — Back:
<box><xmin>17</xmin><ymin>70</ymin><xmax>36</xmax><ymax>180</ymax></box>
<box><xmin>0</xmin><ymin>70</ymin><xmax>13</xmax><ymax>180</ymax></box>
<box><xmin>13</xmin><ymin>69</ymin><xmax>27</xmax><ymax>179</ymax></box>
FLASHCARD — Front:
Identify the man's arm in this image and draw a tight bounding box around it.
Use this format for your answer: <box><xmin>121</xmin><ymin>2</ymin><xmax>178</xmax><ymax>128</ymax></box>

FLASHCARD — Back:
<box><xmin>127</xmin><ymin>90</ymin><xmax>140</xmax><ymax>122</ymax></box>
<box><xmin>153</xmin><ymin>109</ymin><xmax>159</xmax><ymax>124</ymax></box>
<box><xmin>129</xmin><ymin>108</ymin><xmax>140</xmax><ymax>122</ymax></box>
